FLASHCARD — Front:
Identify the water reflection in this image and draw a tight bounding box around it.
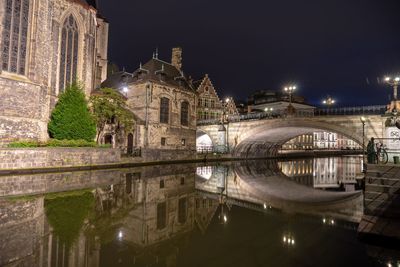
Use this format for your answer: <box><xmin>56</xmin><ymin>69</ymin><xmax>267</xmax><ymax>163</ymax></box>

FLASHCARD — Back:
<box><xmin>279</xmin><ymin>156</ymin><xmax>363</xmax><ymax>191</ymax></box>
<box><xmin>0</xmin><ymin>157</ymin><xmax>398</xmax><ymax>266</ymax></box>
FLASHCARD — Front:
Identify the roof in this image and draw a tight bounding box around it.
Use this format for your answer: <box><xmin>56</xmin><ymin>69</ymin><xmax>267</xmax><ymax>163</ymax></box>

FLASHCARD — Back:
<box><xmin>101</xmin><ymin>71</ymin><xmax>132</xmax><ymax>89</ymax></box>
<box><xmin>132</xmin><ymin>57</ymin><xmax>195</xmax><ymax>91</ymax></box>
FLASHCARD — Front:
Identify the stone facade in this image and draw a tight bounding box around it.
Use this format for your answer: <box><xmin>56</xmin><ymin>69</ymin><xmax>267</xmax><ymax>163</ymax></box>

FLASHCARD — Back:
<box><xmin>102</xmin><ymin>48</ymin><xmax>197</xmax><ymax>159</ymax></box>
<box><xmin>194</xmin><ymin>74</ymin><xmax>223</xmax><ymax>120</ymax></box>
<box><xmin>0</xmin><ymin>147</ymin><xmax>119</xmax><ymax>170</ymax></box>
<box><xmin>194</xmin><ymin>75</ymin><xmax>238</xmax><ymax>122</ymax></box>
<box><xmin>0</xmin><ymin>0</ymin><xmax>108</xmax><ymax>145</ymax></box>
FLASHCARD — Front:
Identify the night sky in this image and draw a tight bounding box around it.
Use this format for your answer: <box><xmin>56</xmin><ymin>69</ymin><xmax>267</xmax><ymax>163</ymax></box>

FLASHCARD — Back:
<box><xmin>98</xmin><ymin>0</ymin><xmax>400</xmax><ymax>107</ymax></box>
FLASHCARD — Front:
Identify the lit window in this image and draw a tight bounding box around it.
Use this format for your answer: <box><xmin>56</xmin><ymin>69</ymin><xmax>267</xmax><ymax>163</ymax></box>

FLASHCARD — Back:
<box><xmin>2</xmin><ymin>0</ymin><xmax>30</xmax><ymax>75</ymax></box>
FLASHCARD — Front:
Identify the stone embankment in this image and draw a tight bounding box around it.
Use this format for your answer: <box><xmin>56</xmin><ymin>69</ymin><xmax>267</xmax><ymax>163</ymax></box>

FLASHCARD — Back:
<box><xmin>0</xmin><ymin>147</ymin><xmax>361</xmax><ymax>175</ymax></box>
<box><xmin>358</xmin><ymin>164</ymin><xmax>400</xmax><ymax>248</ymax></box>
<box><xmin>0</xmin><ymin>148</ymin><xmax>120</xmax><ymax>170</ymax></box>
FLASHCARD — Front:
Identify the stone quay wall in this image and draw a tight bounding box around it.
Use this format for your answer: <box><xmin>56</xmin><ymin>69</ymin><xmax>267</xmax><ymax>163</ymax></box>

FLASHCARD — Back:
<box><xmin>0</xmin><ymin>148</ymin><xmax>120</xmax><ymax>170</ymax></box>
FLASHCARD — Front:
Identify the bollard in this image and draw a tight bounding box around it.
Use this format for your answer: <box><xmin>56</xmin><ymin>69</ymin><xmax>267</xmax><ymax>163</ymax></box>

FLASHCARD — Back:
<box><xmin>394</xmin><ymin>156</ymin><xmax>399</xmax><ymax>164</ymax></box>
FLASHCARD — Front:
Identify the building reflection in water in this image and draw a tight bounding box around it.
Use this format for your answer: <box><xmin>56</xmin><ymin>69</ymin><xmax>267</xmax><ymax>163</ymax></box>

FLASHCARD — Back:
<box><xmin>279</xmin><ymin>156</ymin><xmax>363</xmax><ymax>191</ymax></box>
<box><xmin>0</xmin><ymin>172</ymin><xmax>219</xmax><ymax>267</ymax></box>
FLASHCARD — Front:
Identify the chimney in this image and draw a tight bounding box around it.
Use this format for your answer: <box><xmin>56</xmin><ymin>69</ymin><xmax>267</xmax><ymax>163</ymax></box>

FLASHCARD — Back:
<box><xmin>171</xmin><ymin>47</ymin><xmax>182</xmax><ymax>71</ymax></box>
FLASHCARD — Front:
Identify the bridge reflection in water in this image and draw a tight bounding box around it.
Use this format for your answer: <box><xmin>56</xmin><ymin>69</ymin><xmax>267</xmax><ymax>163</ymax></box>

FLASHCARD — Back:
<box><xmin>0</xmin><ymin>157</ymin><xmax>397</xmax><ymax>267</ymax></box>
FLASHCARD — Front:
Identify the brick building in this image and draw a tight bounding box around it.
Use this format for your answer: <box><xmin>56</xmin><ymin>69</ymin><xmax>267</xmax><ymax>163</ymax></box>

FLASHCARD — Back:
<box><xmin>0</xmin><ymin>0</ymin><xmax>108</xmax><ymax>145</ymax></box>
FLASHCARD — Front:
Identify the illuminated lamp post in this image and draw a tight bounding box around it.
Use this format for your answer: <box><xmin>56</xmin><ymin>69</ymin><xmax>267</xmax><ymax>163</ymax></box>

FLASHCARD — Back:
<box><xmin>385</xmin><ymin>76</ymin><xmax>400</xmax><ymax>115</ymax></box>
<box><xmin>360</xmin><ymin>116</ymin><xmax>366</xmax><ymax>172</ymax></box>
<box><xmin>385</xmin><ymin>76</ymin><xmax>400</xmax><ymax>100</ymax></box>
<box><xmin>264</xmin><ymin>107</ymin><xmax>274</xmax><ymax>118</ymax></box>
<box><xmin>284</xmin><ymin>85</ymin><xmax>296</xmax><ymax>114</ymax></box>
<box><xmin>322</xmin><ymin>96</ymin><xmax>335</xmax><ymax>107</ymax></box>
<box><xmin>218</xmin><ymin>97</ymin><xmax>231</xmax><ymax>153</ymax></box>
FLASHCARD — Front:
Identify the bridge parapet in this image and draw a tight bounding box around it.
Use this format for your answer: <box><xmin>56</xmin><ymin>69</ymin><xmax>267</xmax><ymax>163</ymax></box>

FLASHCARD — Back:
<box><xmin>198</xmin><ymin>105</ymin><xmax>387</xmax><ymax>126</ymax></box>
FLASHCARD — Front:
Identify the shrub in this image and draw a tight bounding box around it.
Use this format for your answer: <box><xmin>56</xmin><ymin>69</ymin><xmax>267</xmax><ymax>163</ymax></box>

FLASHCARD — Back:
<box><xmin>7</xmin><ymin>141</ymin><xmax>41</xmax><ymax>148</ymax></box>
<box><xmin>48</xmin><ymin>82</ymin><xmax>96</xmax><ymax>142</ymax></box>
<box><xmin>46</xmin><ymin>139</ymin><xmax>97</xmax><ymax>147</ymax></box>
<box><xmin>8</xmin><ymin>139</ymin><xmax>101</xmax><ymax>148</ymax></box>
<box><xmin>90</xmin><ymin>88</ymin><xmax>134</xmax><ymax>142</ymax></box>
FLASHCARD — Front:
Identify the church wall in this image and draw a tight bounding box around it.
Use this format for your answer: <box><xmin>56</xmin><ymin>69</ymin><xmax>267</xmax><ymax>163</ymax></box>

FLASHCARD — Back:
<box><xmin>0</xmin><ymin>0</ymin><xmax>108</xmax><ymax>145</ymax></box>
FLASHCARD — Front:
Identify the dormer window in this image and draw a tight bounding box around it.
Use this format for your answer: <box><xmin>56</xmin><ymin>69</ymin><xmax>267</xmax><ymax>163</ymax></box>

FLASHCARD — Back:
<box><xmin>155</xmin><ymin>64</ymin><xmax>166</xmax><ymax>81</ymax></box>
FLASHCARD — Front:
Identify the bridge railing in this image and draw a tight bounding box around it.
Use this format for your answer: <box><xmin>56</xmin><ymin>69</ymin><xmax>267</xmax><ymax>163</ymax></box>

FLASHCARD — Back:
<box><xmin>197</xmin><ymin>105</ymin><xmax>387</xmax><ymax>125</ymax></box>
<box><xmin>314</xmin><ymin>105</ymin><xmax>387</xmax><ymax>116</ymax></box>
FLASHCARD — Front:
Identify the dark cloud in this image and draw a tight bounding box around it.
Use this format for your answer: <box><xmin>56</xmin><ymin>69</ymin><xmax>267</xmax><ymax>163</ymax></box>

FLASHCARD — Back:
<box><xmin>98</xmin><ymin>0</ymin><xmax>400</xmax><ymax>106</ymax></box>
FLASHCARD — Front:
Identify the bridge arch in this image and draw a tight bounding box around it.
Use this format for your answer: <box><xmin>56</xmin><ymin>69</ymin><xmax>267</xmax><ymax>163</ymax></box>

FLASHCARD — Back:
<box><xmin>232</xmin><ymin>119</ymin><xmax>363</xmax><ymax>158</ymax></box>
<box><xmin>196</xmin><ymin>129</ymin><xmax>214</xmax><ymax>152</ymax></box>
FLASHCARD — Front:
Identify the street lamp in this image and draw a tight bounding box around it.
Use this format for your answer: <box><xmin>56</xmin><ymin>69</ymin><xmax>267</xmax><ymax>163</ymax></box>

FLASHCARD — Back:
<box><xmin>384</xmin><ymin>76</ymin><xmax>400</xmax><ymax>100</ymax></box>
<box><xmin>284</xmin><ymin>85</ymin><xmax>296</xmax><ymax>105</ymax></box>
<box><xmin>220</xmin><ymin>97</ymin><xmax>231</xmax><ymax>153</ymax></box>
<box><xmin>322</xmin><ymin>96</ymin><xmax>335</xmax><ymax>107</ymax></box>
<box><xmin>122</xmin><ymin>86</ymin><xmax>128</xmax><ymax>97</ymax></box>
<box><xmin>360</xmin><ymin>116</ymin><xmax>366</xmax><ymax>172</ymax></box>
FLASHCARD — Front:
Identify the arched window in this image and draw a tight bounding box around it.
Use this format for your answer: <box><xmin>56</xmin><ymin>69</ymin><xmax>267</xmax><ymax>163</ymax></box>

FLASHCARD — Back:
<box><xmin>181</xmin><ymin>101</ymin><xmax>189</xmax><ymax>126</ymax></box>
<box><xmin>2</xmin><ymin>0</ymin><xmax>30</xmax><ymax>75</ymax></box>
<box><xmin>59</xmin><ymin>15</ymin><xmax>79</xmax><ymax>93</ymax></box>
<box><xmin>160</xmin><ymin>97</ymin><xmax>169</xmax><ymax>123</ymax></box>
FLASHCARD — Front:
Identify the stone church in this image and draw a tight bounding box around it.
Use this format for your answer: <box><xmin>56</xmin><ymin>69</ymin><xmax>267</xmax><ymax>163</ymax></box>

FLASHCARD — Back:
<box><xmin>102</xmin><ymin>48</ymin><xmax>197</xmax><ymax>159</ymax></box>
<box><xmin>0</xmin><ymin>0</ymin><xmax>108</xmax><ymax>145</ymax></box>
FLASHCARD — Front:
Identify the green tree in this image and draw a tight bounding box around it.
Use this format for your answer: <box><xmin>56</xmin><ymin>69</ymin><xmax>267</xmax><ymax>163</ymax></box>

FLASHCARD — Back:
<box><xmin>48</xmin><ymin>82</ymin><xmax>96</xmax><ymax>141</ymax></box>
<box><xmin>90</xmin><ymin>88</ymin><xmax>134</xmax><ymax>142</ymax></box>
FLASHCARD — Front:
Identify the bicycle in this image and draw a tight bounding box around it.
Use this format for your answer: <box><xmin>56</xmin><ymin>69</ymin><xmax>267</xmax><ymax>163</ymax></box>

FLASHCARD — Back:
<box><xmin>375</xmin><ymin>142</ymin><xmax>388</xmax><ymax>164</ymax></box>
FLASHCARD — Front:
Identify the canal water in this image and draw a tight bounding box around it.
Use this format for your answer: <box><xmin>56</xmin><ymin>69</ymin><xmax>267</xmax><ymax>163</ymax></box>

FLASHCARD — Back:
<box><xmin>0</xmin><ymin>156</ymin><xmax>398</xmax><ymax>267</ymax></box>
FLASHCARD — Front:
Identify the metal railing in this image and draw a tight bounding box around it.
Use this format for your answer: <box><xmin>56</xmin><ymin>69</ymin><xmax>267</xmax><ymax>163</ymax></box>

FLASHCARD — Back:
<box><xmin>197</xmin><ymin>105</ymin><xmax>387</xmax><ymax>125</ymax></box>
<box><xmin>197</xmin><ymin>145</ymin><xmax>229</xmax><ymax>154</ymax></box>
<box><xmin>314</xmin><ymin>105</ymin><xmax>386</xmax><ymax>116</ymax></box>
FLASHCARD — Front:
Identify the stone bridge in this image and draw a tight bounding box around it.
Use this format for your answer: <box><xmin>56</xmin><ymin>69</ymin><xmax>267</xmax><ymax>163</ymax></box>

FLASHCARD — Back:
<box><xmin>198</xmin><ymin>115</ymin><xmax>387</xmax><ymax>157</ymax></box>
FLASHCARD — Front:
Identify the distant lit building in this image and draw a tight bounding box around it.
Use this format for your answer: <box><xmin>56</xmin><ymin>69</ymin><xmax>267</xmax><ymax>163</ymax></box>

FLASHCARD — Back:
<box><xmin>282</xmin><ymin>134</ymin><xmax>314</xmax><ymax>150</ymax></box>
<box><xmin>282</xmin><ymin>132</ymin><xmax>361</xmax><ymax>150</ymax></box>
<box><xmin>280</xmin><ymin>157</ymin><xmax>362</xmax><ymax>191</ymax></box>
<box><xmin>247</xmin><ymin>90</ymin><xmax>315</xmax><ymax>115</ymax></box>
<box><xmin>313</xmin><ymin>132</ymin><xmax>361</xmax><ymax>149</ymax></box>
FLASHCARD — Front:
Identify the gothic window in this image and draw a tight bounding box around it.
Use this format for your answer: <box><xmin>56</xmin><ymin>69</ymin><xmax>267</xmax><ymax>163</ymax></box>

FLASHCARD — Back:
<box><xmin>181</xmin><ymin>101</ymin><xmax>189</xmax><ymax>126</ymax></box>
<box><xmin>2</xmin><ymin>0</ymin><xmax>30</xmax><ymax>75</ymax></box>
<box><xmin>160</xmin><ymin>97</ymin><xmax>170</xmax><ymax>123</ymax></box>
<box><xmin>59</xmin><ymin>15</ymin><xmax>79</xmax><ymax>93</ymax></box>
